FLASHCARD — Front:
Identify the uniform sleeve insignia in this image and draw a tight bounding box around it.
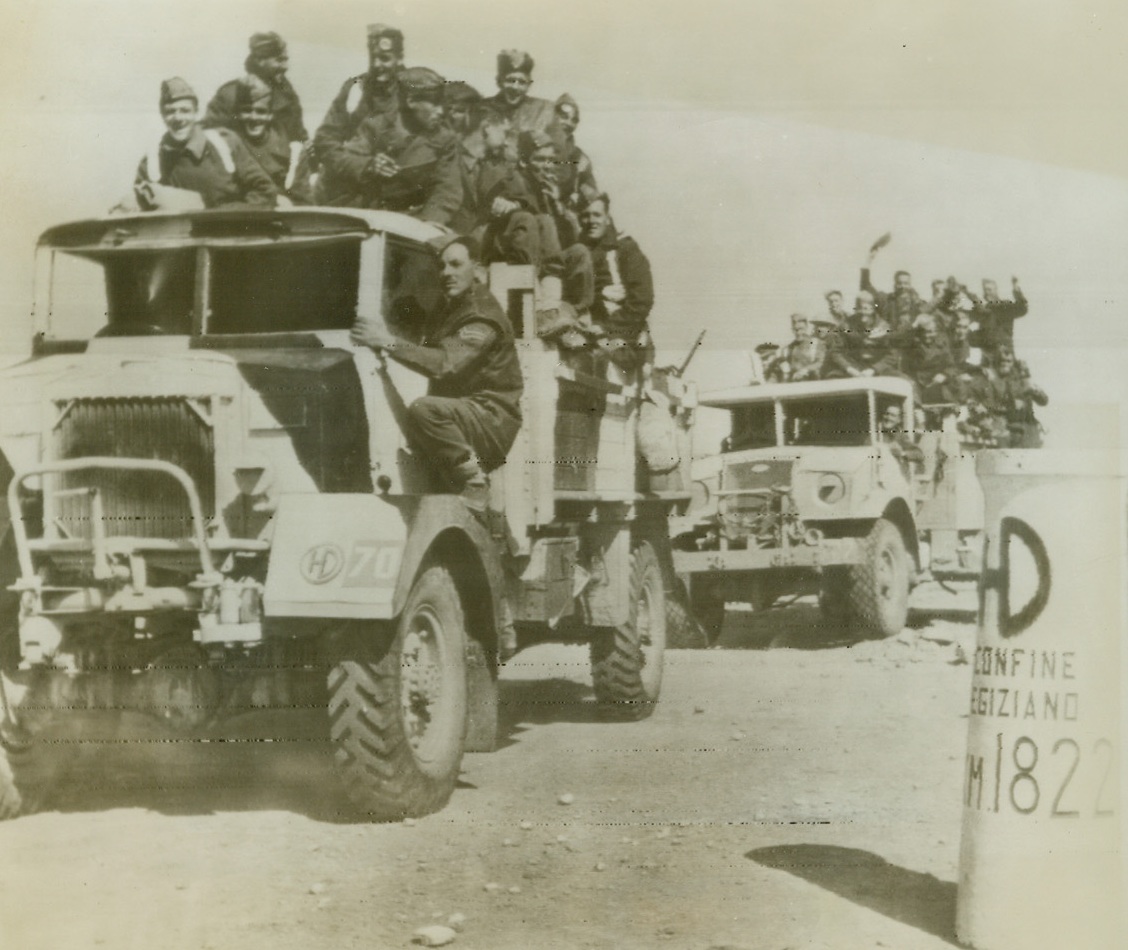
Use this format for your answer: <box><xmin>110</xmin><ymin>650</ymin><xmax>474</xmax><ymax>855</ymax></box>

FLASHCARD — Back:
<box><xmin>457</xmin><ymin>322</ymin><xmax>494</xmax><ymax>346</ymax></box>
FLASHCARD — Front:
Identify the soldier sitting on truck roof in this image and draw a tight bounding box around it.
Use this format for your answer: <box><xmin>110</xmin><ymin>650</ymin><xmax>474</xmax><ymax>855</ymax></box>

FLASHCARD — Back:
<box><xmin>444</xmin><ymin>81</ymin><xmax>486</xmax><ymax>234</ymax></box>
<box><xmin>480</xmin><ymin>49</ymin><xmax>556</xmax><ymax>153</ymax></box>
<box><xmin>779</xmin><ymin>313</ymin><xmax>826</xmax><ymax>382</ymax></box>
<box><xmin>204</xmin><ymin>31</ymin><xmax>307</xmax><ymax>144</ymax></box>
<box><xmin>860</xmin><ymin>243</ymin><xmax>925</xmax><ymax>333</ymax></box>
<box><xmin>822</xmin><ymin>291</ymin><xmax>900</xmax><ymax>379</ymax></box>
<box><xmin>313</xmin><ymin>24</ymin><xmax>407</xmax><ymax>200</ymax></box>
<box><xmin>547</xmin><ymin>94</ymin><xmax>598</xmax><ymax>210</ymax></box>
<box><xmin>967</xmin><ymin>276</ymin><xmax>1029</xmax><ymax>355</ymax></box>
<box><xmin>128</xmin><ymin>77</ymin><xmax>277</xmax><ymax>212</ymax></box>
<box><xmin>229</xmin><ymin>75</ymin><xmax>313</xmax><ymax>206</ymax></box>
<box><xmin>317</xmin><ymin>67</ymin><xmax>463</xmax><ymax>226</ymax></box>
<box><xmin>902</xmin><ymin>314</ymin><xmax>957</xmax><ymax>409</ymax></box>
<box><xmin>481</xmin><ymin>129</ymin><xmax>594</xmax><ymax>321</ymax></box>
<box><xmin>350</xmin><ymin>236</ymin><xmax>523</xmax><ymax>510</ymax></box>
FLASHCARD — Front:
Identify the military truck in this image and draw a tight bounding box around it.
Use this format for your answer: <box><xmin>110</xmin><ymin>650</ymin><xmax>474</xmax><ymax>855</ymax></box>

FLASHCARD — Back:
<box><xmin>0</xmin><ymin>207</ymin><xmax>694</xmax><ymax>819</ymax></box>
<box><xmin>669</xmin><ymin>376</ymin><xmax>983</xmax><ymax>645</ymax></box>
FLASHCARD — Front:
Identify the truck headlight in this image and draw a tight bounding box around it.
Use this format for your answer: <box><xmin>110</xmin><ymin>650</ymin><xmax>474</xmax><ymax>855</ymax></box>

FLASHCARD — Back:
<box><xmin>816</xmin><ymin>473</ymin><xmax>846</xmax><ymax>505</ymax></box>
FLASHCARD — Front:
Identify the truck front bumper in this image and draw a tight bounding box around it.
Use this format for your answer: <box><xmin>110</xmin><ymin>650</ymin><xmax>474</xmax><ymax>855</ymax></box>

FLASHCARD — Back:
<box><xmin>673</xmin><ymin>537</ymin><xmax>864</xmax><ymax>574</ymax></box>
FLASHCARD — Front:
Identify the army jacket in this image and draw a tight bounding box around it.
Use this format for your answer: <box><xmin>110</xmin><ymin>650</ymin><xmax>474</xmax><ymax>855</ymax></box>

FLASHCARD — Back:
<box><xmin>137</xmin><ymin>126</ymin><xmax>276</xmax><ymax>209</ymax></box>
<box><xmin>582</xmin><ymin>224</ymin><xmax>655</xmax><ymax>339</ymax></box>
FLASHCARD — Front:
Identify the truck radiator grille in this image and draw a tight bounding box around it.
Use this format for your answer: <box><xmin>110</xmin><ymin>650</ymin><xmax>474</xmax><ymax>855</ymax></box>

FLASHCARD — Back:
<box><xmin>52</xmin><ymin>398</ymin><xmax>215</xmax><ymax>540</ymax></box>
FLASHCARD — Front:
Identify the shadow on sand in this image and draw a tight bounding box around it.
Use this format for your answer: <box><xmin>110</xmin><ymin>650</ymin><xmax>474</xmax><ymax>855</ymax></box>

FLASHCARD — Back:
<box><xmin>748</xmin><ymin>843</ymin><xmax>959</xmax><ymax>945</ymax></box>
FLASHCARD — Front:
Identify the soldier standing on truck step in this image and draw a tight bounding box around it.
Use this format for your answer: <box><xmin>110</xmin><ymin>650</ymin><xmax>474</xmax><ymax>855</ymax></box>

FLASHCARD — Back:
<box><xmin>204</xmin><ymin>32</ymin><xmax>307</xmax><ymax>144</ymax></box>
<box><xmin>130</xmin><ymin>77</ymin><xmax>276</xmax><ymax>212</ymax></box>
<box><xmin>350</xmin><ymin>236</ymin><xmax>523</xmax><ymax>511</ymax></box>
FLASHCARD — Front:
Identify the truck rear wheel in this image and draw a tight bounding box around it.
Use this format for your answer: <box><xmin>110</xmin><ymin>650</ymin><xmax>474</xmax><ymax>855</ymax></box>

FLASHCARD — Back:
<box><xmin>328</xmin><ymin>565</ymin><xmax>468</xmax><ymax>820</ymax></box>
<box><xmin>666</xmin><ymin>581</ymin><xmax>709</xmax><ymax>650</ymax></box>
<box><xmin>590</xmin><ymin>542</ymin><xmax>667</xmax><ymax>720</ymax></box>
<box><xmin>846</xmin><ymin>518</ymin><xmax>910</xmax><ymax>638</ymax></box>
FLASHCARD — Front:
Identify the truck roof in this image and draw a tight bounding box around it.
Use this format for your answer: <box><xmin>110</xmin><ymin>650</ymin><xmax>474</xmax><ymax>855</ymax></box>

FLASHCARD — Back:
<box><xmin>699</xmin><ymin>376</ymin><xmax>913</xmax><ymax>409</ymax></box>
<box><xmin>38</xmin><ymin>207</ymin><xmax>445</xmax><ymax>252</ymax></box>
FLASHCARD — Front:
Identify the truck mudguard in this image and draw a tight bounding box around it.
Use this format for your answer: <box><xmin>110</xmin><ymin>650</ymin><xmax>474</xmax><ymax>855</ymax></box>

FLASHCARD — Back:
<box><xmin>263</xmin><ymin>493</ymin><xmax>408</xmax><ymax>619</ymax></box>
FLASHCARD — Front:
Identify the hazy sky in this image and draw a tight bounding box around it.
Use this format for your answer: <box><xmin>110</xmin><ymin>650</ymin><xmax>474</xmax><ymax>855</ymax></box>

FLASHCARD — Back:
<box><xmin>1</xmin><ymin>0</ymin><xmax>1125</xmax><ymax>421</ymax></box>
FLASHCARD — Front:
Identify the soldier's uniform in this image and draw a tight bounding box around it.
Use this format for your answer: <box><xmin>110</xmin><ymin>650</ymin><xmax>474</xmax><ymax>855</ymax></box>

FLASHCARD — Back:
<box><xmin>824</xmin><ymin>318</ymin><xmax>900</xmax><ymax>378</ymax></box>
<box><xmin>902</xmin><ymin>325</ymin><xmax>957</xmax><ymax>405</ymax></box>
<box><xmin>313</xmin><ymin>25</ymin><xmax>405</xmax><ymax>199</ymax></box>
<box><xmin>782</xmin><ymin>337</ymin><xmax>826</xmax><ymax>381</ymax></box>
<box><xmin>973</xmin><ymin>286</ymin><xmax>1028</xmax><ymax>352</ymax></box>
<box><xmin>547</xmin><ymin>94</ymin><xmax>598</xmax><ymax>207</ymax></box>
<box><xmin>583</xmin><ymin>221</ymin><xmax>655</xmax><ymax>369</ymax></box>
<box><xmin>204</xmin><ymin>33</ymin><xmax>307</xmax><ymax>143</ymax></box>
<box><xmin>480</xmin><ymin>49</ymin><xmax>555</xmax><ymax>159</ymax></box>
<box><xmin>318</xmin><ymin>68</ymin><xmax>463</xmax><ymax>225</ymax></box>
<box><xmin>968</xmin><ymin>362</ymin><xmax>1047</xmax><ymax>448</ymax></box>
<box><xmin>387</xmin><ymin>282</ymin><xmax>524</xmax><ymax>481</ymax></box>
<box><xmin>229</xmin><ymin>75</ymin><xmax>312</xmax><ymax>205</ymax></box>
<box><xmin>860</xmin><ymin>268</ymin><xmax>925</xmax><ymax>333</ymax></box>
<box><xmin>136</xmin><ymin>78</ymin><xmax>276</xmax><ymax>211</ymax></box>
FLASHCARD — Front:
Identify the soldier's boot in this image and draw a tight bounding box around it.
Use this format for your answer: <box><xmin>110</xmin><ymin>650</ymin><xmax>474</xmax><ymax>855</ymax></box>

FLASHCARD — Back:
<box><xmin>453</xmin><ymin>459</ymin><xmax>489</xmax><ymax>513</ymax></box>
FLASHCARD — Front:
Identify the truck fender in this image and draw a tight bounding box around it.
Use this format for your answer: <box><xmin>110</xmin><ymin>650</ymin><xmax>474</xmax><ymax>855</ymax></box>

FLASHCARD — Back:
<box><xmin>880</xmin><ymin>496</ymin><xmax>920</xmax><ymax>573</ymax></box>
<box><xmin>262</xmin><ymin>493</ymin><xmax>408</xmax><ymax>620</ymax></box>
<box><xmin>391</xmin><ymin>494</ymin><xmax>506</xmax><ymax>752</ymax></box>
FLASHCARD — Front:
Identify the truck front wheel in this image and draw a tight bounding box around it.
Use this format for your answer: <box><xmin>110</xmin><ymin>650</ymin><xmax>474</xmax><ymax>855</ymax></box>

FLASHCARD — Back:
<box><xmin>328</xmin><ymin>564</ymin><xmax>469</xmax><ymax>820</ymax></box>
<box><xmin>590</xmin><ymin>541</ymin><xmax>667</xmax><ymax>720</ymax></box>
<box><xmin>846</xmin><ymin>518</ymin><xmax>910</xmax><ymax>639</ymax></box>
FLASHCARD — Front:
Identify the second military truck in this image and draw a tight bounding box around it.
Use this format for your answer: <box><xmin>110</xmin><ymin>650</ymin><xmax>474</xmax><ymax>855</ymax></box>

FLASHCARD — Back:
<box><xmin>669</xmin><ymin>376</ymin><xmax>983</xmax><ymax>645</ymax></box>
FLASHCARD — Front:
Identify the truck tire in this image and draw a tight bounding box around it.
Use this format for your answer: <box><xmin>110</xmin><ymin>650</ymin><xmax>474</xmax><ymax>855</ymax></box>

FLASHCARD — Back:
<box><xmin>328</xmin><ymin>565</ymin><xmax>468</xmax><ymax>820</ymax></box>
<box><xmin>590</xmin><ymin>542</ymin><xmax>667</xmax><ymax>720</ymax></box>
<box><xmin>666</xmin><ymin>582</ymin><xmax>709</xmax><ymax>650</ymax></box>
<box><xmin>846</xmin><ymin>518</ymin><xmax>910</xmax><ymax>639</ymax></box>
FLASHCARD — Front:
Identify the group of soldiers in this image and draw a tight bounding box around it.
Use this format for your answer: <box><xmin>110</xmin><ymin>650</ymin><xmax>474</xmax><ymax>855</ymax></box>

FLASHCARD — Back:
<box><xmin>122</xmin><ymin>25</ymin><xmax>655</xmax><ymax>371</ymax></box>
<box><xmin>117</xmin><ymin>25</ymin><xmax>657</xmax><ymax>507</ymax></box>
<box><xmin>758</xmin><ymin>241</ymin><xmax>1049</xmax><ymax>448</ymax></box>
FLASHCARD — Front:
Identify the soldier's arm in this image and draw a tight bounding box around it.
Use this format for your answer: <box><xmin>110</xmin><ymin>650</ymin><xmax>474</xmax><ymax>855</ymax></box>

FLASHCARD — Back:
<box><xmin>313</xmin><ymin>79</ymin><xmax>367</xmax><ymax>178</ymax></box>
<box><xmin>385</xmin><ymin>320</ymin><xmax>498</xmax><ymax>379</ymax></box>
<box><xmin>418</xmin><ymin>145</ymin><xmax>465</xmax><ymax>227</ymax></box>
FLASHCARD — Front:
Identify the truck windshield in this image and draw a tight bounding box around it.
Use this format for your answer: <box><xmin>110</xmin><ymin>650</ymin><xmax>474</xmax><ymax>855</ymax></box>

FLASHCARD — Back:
<box><xmin>782</xmin><ymin>393</ymin><xmax>871</xmax><ymax>446</ymax></box>
<box><xmin>44</xmin><ymin>234</ymin><xmax>443</xmax><ymax>342</ymax></box>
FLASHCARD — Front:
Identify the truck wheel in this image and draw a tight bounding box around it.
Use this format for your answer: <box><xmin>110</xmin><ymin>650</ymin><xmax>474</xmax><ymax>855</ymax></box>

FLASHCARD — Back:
<box><xmin>666</xmin><ymin>582</ymin><xmax>709</xmax><ymax>650</ymax></box>
<box><xmin>847</xmin><ymin>519</ymin><xmax>910</xmax><ymax>638</ymax></box>
<box><xmin>328</xmin><ymin>565</ymin><xmax>468</xmax><ymax>820</ymax></box>
<box><xmin>590</xmin><ymin>542</ymin><xmax>667</xmax><ymax>720</ymax></box>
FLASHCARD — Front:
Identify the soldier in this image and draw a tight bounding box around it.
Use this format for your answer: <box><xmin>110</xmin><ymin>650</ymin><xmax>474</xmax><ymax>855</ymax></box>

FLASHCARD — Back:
<box><xmin>878</xmin><ymin>403</ymin><xmax>924</xmax><ymax>474</ymax></box>
<box><xmin>753</xmin><ymin>342</ymin><xmax>784</xmax><ymax>383</ymax></box>
<box><xmin>314</xmin><ymin>24</ymin><xmax>406</xmax><ymax>197</ymax></box>
<box><xmin>824</xmin><ymin>289</ymin><xmax>851</xmax><ymax>328</ymax></box>
<box><xmin>482</xmin><ymin>130</ymin><xmax>594</xmax><ymax>317</ymax></box>
<box><xmin>229</xmin><ymin>75</ymin><xmax>312</xmax><ymax>206</ymax></box>
<box><xmin>824</xmin><ymin>291</ymin><xmax>899</xmax><ymax>379</ymax></box>
<box><xmin>902</xmin><ymin>315</ymin><xmax>957</xmax><ymax>410</ymax></box>
<box><xmin>444</xmin><ymin>82</ymin><xmax>487</xmax><ymax>234</ymax></box>
<box><xmin>132</xmin><ymin>77</ymin><xmax>276</xmax><ymax>212</ymax></box>
<box><xmin>968</xmin><ymin>346</ymin><xmax>1048</xmax><ymax>448</ymax></box>
<box><xmin>321</xmin><ymin>67</ymin><xmax>463</xmax><ymax>225</ymax></box>
<box><xmin>780</xmin><ymin>313</ymin><xmax>826</xmax><ymax>382</ymax></box>
<box><xmin>969</xmin><ymin>276</ymin><xmax>1028</xmax><ymax>353</ymax></box>
<box><xmin>480</xmin><ymin>49</ymin><xmax>555</xmax><ymax>150</ymax></box>
<box><xmin>860</xmin><ymin>251</ymin><xmax>925</xmax><ymax>333</ymax></box>
<box><xmin>577</xmin><ymin>191</ymin><xmax>655</xmax><ymax>370</ymax></box>
<box><xmin>205</xmin><ymin>32</ymin><xmax>307</xmax><ymax>143</ymax></box>
<box><xmin>350</xmin><ymin>236</ymin><xmax>523</xmax><ymax>510</ymax></box>
<box><xmin>547</xmin><ymin>94</ymin><xmax>597</xmax><ymax>208</ymax></box>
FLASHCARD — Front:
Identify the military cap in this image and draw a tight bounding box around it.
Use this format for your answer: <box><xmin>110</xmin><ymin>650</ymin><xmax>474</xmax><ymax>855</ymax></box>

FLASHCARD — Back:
<box><xmin>367</xmin><ymin>23</ymin><xmax>404</xmax><ymax>54</ymax></box>
<box><xmin>497</xmin><ymin>49</ymin><xmax>534</xmax><ymax>77</ymax></box>
<box><xmin>235</xmin><ymin>74</ymin><xmax>272</xmax><ymax>110</ymax></box>
<box><xmin>249</xmin><ymin>31</ymin><xmax>286</xmax><ymax>58</ymax></box>
<box><xmin>555</xmin><ymin>92</ymin><xmax>580</xmax><ymax>121</ymax></box>
<box><xmin>517</xmin><ymin>129</ymin><xmax>553</xmax><ymax>161</ymax></box>
<box><xmin>159</xmin><ymin>77</ymin><xmax>197</xmax><ymax>107</ymax></box>
<box><xmin>755</xmin><ymin>343</ymin><xmax>780</xmax><ymax>355</ymax></box>
<box><xmin>399</xmin><ymin>66</ymin><xmax>446</xmax><ymax>101</ymax></box>
<box><xmin>444</xmin><ymin>80</ymin><xmax>482</xmax><ymax>107</ymax></box>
